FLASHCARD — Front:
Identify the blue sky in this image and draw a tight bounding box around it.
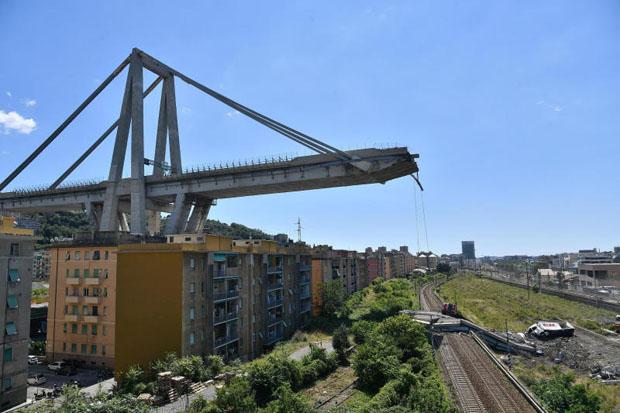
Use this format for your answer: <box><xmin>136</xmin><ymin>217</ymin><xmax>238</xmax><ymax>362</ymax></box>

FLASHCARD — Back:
<box><xmin>1</xmin><ymin>1</ymin><xmax>619</xmax><ymax>256</ymax></box>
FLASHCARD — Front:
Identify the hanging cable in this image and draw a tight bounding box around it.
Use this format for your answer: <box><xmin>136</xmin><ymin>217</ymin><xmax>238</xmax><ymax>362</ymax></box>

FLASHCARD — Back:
<box><xmin>413</xmin><ymin>180</ymin><xmax>421</xmax><ymax>254</ymax></box>
<box><xmin>420</xmin><ymin>189</ymin><xmax>429</xmax><ymax>251</ymax></box>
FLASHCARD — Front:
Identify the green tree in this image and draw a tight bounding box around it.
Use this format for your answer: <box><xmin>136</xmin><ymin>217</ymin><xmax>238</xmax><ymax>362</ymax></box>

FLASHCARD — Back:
<box><xmin>246</xmin><ymin>354</ymin><xmax>301</xmax><ymax>406</ymax></box>
<box><xmin>260</xmin><ymin>384</ymin><xmax>316</xmax><ymax>413</ymax></box>
<box><xmin>117</xmin><ymin>365</ymin><xmax>145</xmax><ymax>395</ymax></box>
<box><xmin>332</xmin><ymin>324</ymin><xmax>350</xmax><ymax>364</ymax></box>
<box><xmin>320</xmin><ymin>279</ymin><xmax>346</xmax><ymax>317</ymax></box>
<box><xmin>376</xmin><ymin>314</ymin><xmax>429</xmax><ymax>362</ymax></box>
<box><xmin>532</xmin><ymin>373</ymin><xmax>601</xmax><ymax>413</ymax></box>
<box><xmin>350</xmin><ymin>320</ymin><xmax>376</xmax><ymax>344</ymax></box>
<box><xmin>209</xmin><ymin>377</ymin><xmax>258</xmax><ymax>413</ymax></box>
<box><xmin>352</xmin><ymin>337</ymin><xmax>402</xmax><ymax>392</ymax></box>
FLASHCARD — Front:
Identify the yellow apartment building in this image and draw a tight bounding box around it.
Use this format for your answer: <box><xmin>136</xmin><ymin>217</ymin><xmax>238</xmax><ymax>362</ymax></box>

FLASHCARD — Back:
<box><xmin>46</xmin><ymin>241</ymin><xmax>117</xmax><ymax>368</ymax></box>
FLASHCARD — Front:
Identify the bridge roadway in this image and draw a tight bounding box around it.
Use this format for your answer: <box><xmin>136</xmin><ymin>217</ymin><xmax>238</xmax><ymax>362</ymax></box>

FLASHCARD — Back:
<box><xmin>0</xmin><ymin>147</ymin><xmax>417</xmax><ymax>213</ymax></box>
<box><xmin>421</xmin><ymin>283</ymin><xmax>541</xmax><ymax>413</ymax></box>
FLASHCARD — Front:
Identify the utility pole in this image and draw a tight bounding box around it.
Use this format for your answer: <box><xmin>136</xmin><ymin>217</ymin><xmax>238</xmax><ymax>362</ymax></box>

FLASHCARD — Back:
<box><xmin>526</xmin><ymin>259</ymin><xmax>530</xmax><ymax>300</ymax></box>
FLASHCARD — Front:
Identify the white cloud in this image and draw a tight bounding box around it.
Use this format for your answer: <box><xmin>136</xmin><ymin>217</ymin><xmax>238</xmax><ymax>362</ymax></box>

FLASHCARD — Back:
<box><xmin>5</xmin><ymin>91</ymin><xmax>11</xmax><ymax>98</ymax></box>
<box><xmin>537</xmin><ymin>100</ymin><xmax>563</xmax><ymax>112</ymax></box>
<box><xmin>180</xmin><ymin>106</ymin><xmax>192</xmax><ymax>115</ymax></box>
<box><xmin>226</xmin><ymin>110</ymin><xmax>241</xmax><ymax>118</ymax></box>
<box><xmin>0</xmin><ymin>110</ymin><xmax>37</xmax><ymax>134</ymax></box>
<box><xmin>23</xmin><ymin>99</ymin><xmax>37</xmax><ymax>107</ymax></box>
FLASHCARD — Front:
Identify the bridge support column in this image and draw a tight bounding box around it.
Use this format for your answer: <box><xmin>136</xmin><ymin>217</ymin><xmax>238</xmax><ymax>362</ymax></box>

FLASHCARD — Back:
<box><xmin>165</xmin><ymin>193</ymin><xmax>192</xmax><ymax>235</ymax></box>
<box><xmin>185</xmin><ymin>199</ymin><xmax>212</xmax><ymax>233</ymax></box>
<box><xmin>146</xmin><ymin>211</ymin><xmax>161</xmax><ymax>235</ymax></box>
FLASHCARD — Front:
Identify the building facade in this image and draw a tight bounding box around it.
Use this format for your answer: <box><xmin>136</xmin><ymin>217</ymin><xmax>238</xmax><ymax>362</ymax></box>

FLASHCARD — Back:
<box><xmin>0</xmin><ymin>217</ymin><xmax>34</xmax><ymax>410</ymax></box>
<box><xmin>462</xmin><ymin>241</ymin><xmax>476</xmax><ymax>260</ymax></box>
<box><xmin>46</xmin><ymin>237</ymin><xmax>117</xmax><ymax>368</ymax></box>
<box><xmin>114</xmin><ymin>235</ymin><xmax>312</xmax><ymax>375</ymax></box>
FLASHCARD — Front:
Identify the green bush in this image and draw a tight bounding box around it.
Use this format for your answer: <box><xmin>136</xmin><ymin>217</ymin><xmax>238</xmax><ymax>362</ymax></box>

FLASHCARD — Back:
<box><xmin>531</xmin><ymin>372</ymin><xmax>601</xmax><ymax>413</ymax></box>
<box><xmin>352</xmin><ymin>337</ymin><xmax>402</xmax><ymax>392</ymax></box>
<box><xmin>246</xmin><ymin>354</ymin><xmax>302</xmax><ymax>406</ymax></box>
<box><xmin>350</xmin><ymin>320</ymin><xmax>376</xmax><ymax>344</ymax></box>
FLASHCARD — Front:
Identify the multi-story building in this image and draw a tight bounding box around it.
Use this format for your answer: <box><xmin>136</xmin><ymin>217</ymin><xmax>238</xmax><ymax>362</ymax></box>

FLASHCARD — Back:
<box><xmin>400</xmin><ymin>246</ymin><xmax>417</xmax><ymax>275</ymax></box>
<box><xmin>114</xmin><ymin>234</ymin><xmax>312</xmax><ymax>375</ymax></box>
<box><xmin>310</xmin><ymin>246</ymin><xmax>368</xmax><ymax>316</ymax></box>
<box><xmin>46</xmin><ymin>233</ymin><xmax>118</xmax><ymax>368</ymax></box>
<box><xmin>33</xmin><ymin>250</ymin><xmax>50</xmax><ymax>280</ymax></box>
<box><xmin>0</xmin><ymin>216</ymin><xmax>34</xmax><ymax>410</ymax></box>
<box><xmin>462</xmin><ymin>241</ymin><xmax>476</xmax><ymax>260</ymax></box>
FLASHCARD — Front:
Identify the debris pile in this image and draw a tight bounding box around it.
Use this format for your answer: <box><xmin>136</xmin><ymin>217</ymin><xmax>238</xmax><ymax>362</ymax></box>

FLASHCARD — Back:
<box><xmin>590</xmin><ymin>365</ymin><xmax>620</xmax><ymax>383</ymax></box>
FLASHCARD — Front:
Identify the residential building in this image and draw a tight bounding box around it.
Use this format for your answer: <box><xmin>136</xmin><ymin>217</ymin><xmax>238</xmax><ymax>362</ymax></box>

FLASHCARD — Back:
<box><xmin>0</xmin><ymin>216</ymin><xmax>34</xmax><ymax>410</ymax></box>
<box><xmin>46</xmin><ymin>233</ymin><xmax>118</xmax><ymax>368</ymax></box>
<box><xmin>33</xmin><ymin>250</ymin><xmax>50</xmax><ymax>280</ymax></box>
<box><xmin>400</xmin><ymin>246</ymin><xmax>417</xmax><ymax>275</ymax></box>
<box><xmin>114</xmin><ymin>235</ymin><xmax>312</xmax><ymax>375</ymax></box>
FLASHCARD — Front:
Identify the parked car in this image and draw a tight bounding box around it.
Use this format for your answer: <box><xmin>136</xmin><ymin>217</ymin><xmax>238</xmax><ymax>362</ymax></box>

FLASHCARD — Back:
<box><xmin>28</xmin><ymin>355</ymin><xmax>42</xmax><ymax>365</ymax></box>
<box><xmin>47</xmin><ymin>361</ymin><xmax>65</xmax><ymax>371</ymax></box>
<box><xmin>27</xmin><ymin>374</ymin><xmax>47</xmax><ymax>385</ymax></box>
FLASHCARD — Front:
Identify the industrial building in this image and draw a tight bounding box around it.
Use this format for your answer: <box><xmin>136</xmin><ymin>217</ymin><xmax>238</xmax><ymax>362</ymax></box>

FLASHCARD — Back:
<box><xmin>462</xmin><ymin>241</ymin><xmax>476</xmax><ymax>260</ymax></box>
<box><xmin>0</xmin><ymin>216</ymin><xmax>34</xmax><ymax>410</ymax></box>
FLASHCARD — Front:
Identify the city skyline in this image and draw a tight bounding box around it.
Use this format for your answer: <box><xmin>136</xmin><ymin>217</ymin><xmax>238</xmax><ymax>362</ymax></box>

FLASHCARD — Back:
<box><xmin>1</xmin><ymin>1</ymin><xmax>619</xmax><ymax>256</ymax></box>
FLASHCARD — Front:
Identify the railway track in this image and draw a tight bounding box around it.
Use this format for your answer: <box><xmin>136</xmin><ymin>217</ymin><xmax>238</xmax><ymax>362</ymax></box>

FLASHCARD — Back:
<box><xmin>421</xmin><ymin>282</ymin><xmax>544</xmax><ymax>413</ymax></box>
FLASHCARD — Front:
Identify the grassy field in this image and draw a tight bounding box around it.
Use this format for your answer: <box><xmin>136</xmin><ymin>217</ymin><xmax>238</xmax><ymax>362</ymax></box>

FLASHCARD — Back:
<box><xmin>438</xmin><ymin>274</ymin><xmax>616</xmax><ymax>333</ymax></box>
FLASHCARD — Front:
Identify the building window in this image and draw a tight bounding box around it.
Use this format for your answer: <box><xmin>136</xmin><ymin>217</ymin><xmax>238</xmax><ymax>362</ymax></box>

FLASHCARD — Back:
<box><xmin>8</xmin><ymin>269</ymin><xmax>20</xmax><ymax>282</ymax></box>
<box><xmin>72</xmin><ymin>324</ymin><xmax>78</xmax><ymax>334</ymax></box>
<box><xmin>93</xmin><ymin>250</ymin><xmax>101</xmax><ymax>261</ymax></box>
<box><xmin>103</xmin><ymin>306</ymin><xmax>107</xmax><ymax>316</ymax></box>
<box><xmin>91</xmin><ymin>345</ymin><xmax>97</xmax><ymax>354</ymax></box>
<box><xmin>71</xmin><ymin>305</ymin><xmax>78</xmax><ymax>315</ymax></box>
<box><xmin>104</xmin><ymin>251</ymin><xmax>109</xmax><ymax>260</ymax></box>
<box><xmin>6</xmin><ymin>294</ymin><xmax>18</xmax><ymax>309</ymax></box>
<box><xmin>2</xmin><ymin>377</ymin><xmax>12</xmax><ymax>391</ymax></box>
<box><xmin>5</xmin><ymin>322</ymin><xmax>17</xmax><ymax>336</ymax></box>
<box><xmin>71</xmin><ymin>343</ymin><xmax>77</xmax><ymax>353</ymax></box>
<box><xmin>82</xmin><ymin>305</ymin><xmax>88</xmax><ymax>315</ymax></box>
<box><xmin>65</xmin><ymin>251</ymin><xmax>71</xmax><ymax>261</ymax></box>
<box><xmin>63</xmin><ymin>342</ymin><xmax>66</xmax><ymax>352</ymax></box>
<box><xmin>189</xmin><ymin>307</ymin><xmax>195</xmax><ymax>320</ymax></box>
<box><xmin>73</xmin><ymin>269</ymin><xmax>80</xmax><ymax>278</ymax></box>
<box><xmin>9</xmin><ymin>243</ymin><xmax>19</xmax><ymax>256</ymax></box>
<box><xmin>66</xmin><ymin>269</ymin><xmax>70</xmax><ymax>278</ymax></box>
<box><xmin>226</xmin><ymin>255</ymin><xmax>238</xmax><ymax>268</ymax></box>
<box><xmin>3</xmin><ymin>347</ymin><xmax>12</xmax><ymax>362</ymax></box>
<box><xmin>189</xmin><ymin>332</ymin><xmax>195</xmax><ymax>345</ymax></box>
<box><xmin>93</xmin><ymin>269</ymin><xmax>100</xmax><ymax>278</ymax></box>
<box><xmin>190</xmin><ymin>256</ymin><xmax>196</xmax><ymax>270</ymax></box>
<box><xmin>102</xmin><ymin>345</ymin><xmax>106</xmax><ymax>355</ymax></box>
<box><xmin>85</xmin><ymin>269</ymin><xmax>92</xmax><ymax>278</ymax></box>
<box><xmin>92</xmin><ymin>325</ymin><xmax>97</xmax><ymax>335</ymax></box>
<box><xmin>103</xmin><ymin>326</ymin><xmax>107</xmax><ymax>336</ymax></box>
<box><xmin>81</xmin><ymin>344</ymin><xmax>87</xmax><ymax>354</ymax></box>
<box><xmin>81</xmin><ymin>324</ymin><xmax>87</xmax><ymax>335</ymax></box>
<box><xmin>84</xmin><ymin>251</ymin><xmax>91</xmax><ymax>260</ymax></box>
<box><xmin>190</xmin><ymin>282</ymin><xmax>195</xmax><ymax>294</ymax></box>
<box><xmin>104</xmin><ymin>269</ymin><xmax>109</xmax><ymax>279</ymax></box>
<box><xmin>103</xmin><ymin>288</ymin><xmax>108</xmax><ymax>297</ymax></box>
<box><xmin>63</xmin><ymin>323</ymin><xmax>67</xmax><ymax>333</ymax></box>
<box><xmin>74</xmin><ymin>251</ymin><xmax>81</xmax><ymax>260</ymax></box>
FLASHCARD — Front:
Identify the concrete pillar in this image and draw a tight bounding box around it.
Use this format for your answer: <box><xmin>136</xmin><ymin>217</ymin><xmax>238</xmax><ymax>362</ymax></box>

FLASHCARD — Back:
<box><xmin>129</xmin><ymin>51</ymin><xmax>146</xmax><ymax>235</ymax></box>
<box><xmin>185</xmin><ymin>200</ymin><xmax>212</xmax><ymax>233</ymax></box>
<box><xmin>165</xmin><ymin>193</ymin><xmax>191</xmax><ymax>235</ymax></box>
<box><xmin>146</xmin><ymin>210</ymin><xmax>161</xmax><ymax>235</ymax></box>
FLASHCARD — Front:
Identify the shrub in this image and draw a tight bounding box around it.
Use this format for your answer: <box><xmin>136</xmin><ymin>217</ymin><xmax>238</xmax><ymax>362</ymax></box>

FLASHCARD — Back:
<box><xmin>352</xmin><ymin>337</ymin><xmax>401</xmax><ymax>392</ymax></box>
<box><xmin>332</xmin><ymin>324</ymin><xmax>350</xmax><ymax>364</ymax></box>
<box><xmin>532</xmin><ymin>372</ymin><xmax>601</xmax><ymax>413</ymax></box>
<box><xmin>350</xmin><ymin>320</ymin><xmax>376</xmax><ymax>344</ymax></box>
<box><xmin>261</xmin><ymin>384</ymin><xmax>316</xmax><ymax>413</ymax></box>
<box><xmin>246</xmin><ymin>354</ymin><xmax>301</xmax><ymax>406</ymax></box>
<box><xmin>209</xmin><ymin>376</ymin><xmax>257</xmax><ymax>413</ymax></box>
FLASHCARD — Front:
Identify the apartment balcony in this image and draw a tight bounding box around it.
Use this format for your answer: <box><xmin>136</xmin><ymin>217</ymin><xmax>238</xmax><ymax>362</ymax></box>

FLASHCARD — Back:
<box><xmin>267</xmin><ymin>313</ymin><xmax>283</xmax><ymax>326</ymax></box>
<box><xmin>213</xmin><ymin>290</ymin><xmax>239</xmax><ymax>302</ymax></box>
<box><xmin>214</xmin><ymin>332</ymin><xmax>239</xmax><ymax>348</ymax></box>
<box><xmin>267</xmin><ymin>281</ymin><xmax>283</xmax><ymax>291</ymax></box>
<box><xmin>214</xmin><ymin>268</ymin><xmax>240</xmax><ymax>280</ymax></box>
<box><xmin>267</xmin><ymin>266</ymin><xmax>283</xmax><ymax>274</ymax></box>
<box><xmin>266</xmin><ymin>331</ymin><xmax>284</xmax><ymax>345</ymax></box>
<box><xmin>65</xmin><ymin>296</ymin><xmax>79</xmax><ymax>304</ymax></box>
<box><xmin>66</xmin><ymin>278</ymin><xmax>80</xmax><ymax>285</ymax></box>
<box><xmin>213</xmin><ymin>311</ymin><xmax>239</xmax><ymax>325</ymax></box>
<box><xmin>84</xmin><ymin>277</ymin><xmax>101</xmax><ymax>285</ymax></box>
<box><xmin>84</xmin><ymin>296</ymin><xmax>101</xmax><ymax>304</ymax></box>
<box><xmin>83</xmin><ymin>315</ymin><xmax>98</xmax><ymax>323</ymax></box>
<box><xmin>298</xmin><ymin>263</ymin><xmax>312</xmax><ymax>272</ymax></box>
<box><xmin>266</xmin><ymin>297</ymin><xmax>283</xmax><ymax>309</ymax></box>
<box><xmin>300</xmin><ymin>289</ymin><xmax>311</xmax><ymax>299</ymax></box>
<box><xmin>65</xmin><ymin>314</ymin><xmax>79</xmax><ymax>322</ymax></box>
<box><xmin>300</xmin><ymin>303</ymin><xmax>312</xmax><ymax>314</ymax></box>
<box><xmin>299</xmin><ymin>274</ymin><xmax>311</xmax><ymax>285</ymax></box>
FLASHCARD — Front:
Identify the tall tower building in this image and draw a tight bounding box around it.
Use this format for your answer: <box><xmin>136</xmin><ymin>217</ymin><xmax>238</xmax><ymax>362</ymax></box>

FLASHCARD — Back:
<box><xmin>461</xmin><ymin>241</ymin><xmax>476</xmax><ymax>260</ymax></box>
